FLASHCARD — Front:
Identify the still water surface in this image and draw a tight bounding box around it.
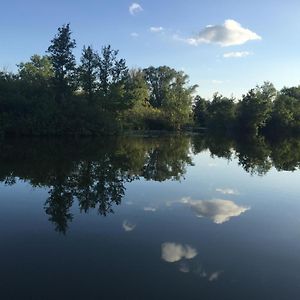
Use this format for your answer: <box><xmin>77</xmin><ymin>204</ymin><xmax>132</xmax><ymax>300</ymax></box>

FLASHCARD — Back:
<box><xmin>0</xmin><ymin>135</ymin><xmax>300</xmax><ymax>299</ymax></box>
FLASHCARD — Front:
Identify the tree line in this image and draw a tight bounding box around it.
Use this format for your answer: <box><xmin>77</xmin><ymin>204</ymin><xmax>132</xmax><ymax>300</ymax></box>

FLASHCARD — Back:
<box><xmin>193</xmin><ymin>82</ymin><xmax>300</xmax><ymax>137</ymax></box>
<box><xmin>0</xmin><ymin>23</ymin><xmax>300</xmax><ymax>136</ymax></box>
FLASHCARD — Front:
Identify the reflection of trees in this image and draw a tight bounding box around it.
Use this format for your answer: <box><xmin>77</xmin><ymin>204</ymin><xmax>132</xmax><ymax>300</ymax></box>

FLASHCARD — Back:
<box><xmin>2</xmin><ymin>134</ymin><xmax>300</xmax><ymax>233</ymax></box>
<box><xmin>142</xmin><ymin>137</ymin><xmax>193</xmax><ymax>181</ymax></box>
<box><xmin>235</xmin><ymin>135</ymin><xmax>272</xmax><ymax>176</ymax></box>
<box><xmin>192</xmin><ymin>134</ymin><xmax>300</xmax><ymax>175</ymax></box>
<box><xmin>270</xmin><ymin>138</ymin><xmax>300</xmax><ymax>171</ymax></box>
<box><xmin>0</xmin><ymin>137</ymin><xmax>192</xmax><ymax>233</ymax></box>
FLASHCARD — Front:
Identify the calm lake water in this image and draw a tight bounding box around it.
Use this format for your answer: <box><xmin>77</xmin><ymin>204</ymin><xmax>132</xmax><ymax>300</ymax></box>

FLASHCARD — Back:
<box><xmin>0</xmin><ymin>135</ymin><xmax>300</xmax><ymax>300</ymax></box>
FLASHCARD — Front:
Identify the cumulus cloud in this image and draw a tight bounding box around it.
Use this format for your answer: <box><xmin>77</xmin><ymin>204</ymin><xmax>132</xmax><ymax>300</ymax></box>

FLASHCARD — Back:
<box><xmin>161</xmin><ymin>243</ymin><xmax>198</xmax><ymax>263</ymax></box>
<box><xmin>122</xmin><ymin>220</ymin><xmax>136</xmax><ymax>232</ymax></box>
<box><xmin>223</xmin><ymin>51</ymin><xmax>251</xmax><ymax>58</ymax></box>
<box><xmin>216</xmin><ymin>188</ymin><xmax>239</xmax><ymax>195</ymax></box>
<box><xmin>181</xmin><ymin>197</ymin><xmax>249</xmax><ymax>224</ymax></box>
<box><xmin>150</xmin><ymin>26</ymin><xmax>164</xmax><ymax>33</ymax></box>
<box><xmin>129</xmin><ymin>3</ymin><xmax>143</xmax><ymax>15</ymax></box>
<box><xmin>176</xmin><ymin>19</ymin><xmax>261</xmax><ymax>47</ymax></box>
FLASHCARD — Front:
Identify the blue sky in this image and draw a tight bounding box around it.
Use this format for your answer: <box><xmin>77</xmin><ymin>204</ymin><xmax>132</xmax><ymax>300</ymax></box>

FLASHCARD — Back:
<box><xmin>1</xmin><ymin>0</ymin><xmax>300</xmax><ymax>98</ymax></box>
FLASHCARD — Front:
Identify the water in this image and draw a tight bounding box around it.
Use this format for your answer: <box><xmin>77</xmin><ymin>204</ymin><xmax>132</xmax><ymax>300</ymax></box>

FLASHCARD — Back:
<box><xmin>0</xmin><ymin>135</ymin><xmax>300</xmax><ymax>300</ymax></box>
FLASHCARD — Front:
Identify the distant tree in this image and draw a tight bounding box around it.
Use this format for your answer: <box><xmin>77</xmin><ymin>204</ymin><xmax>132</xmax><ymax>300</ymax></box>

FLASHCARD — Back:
<box><xmin>47</xmin><ymin>23</ymin><xmax>76</xmax><ymax>102</ymax></box>
<box><xmin>98</xmin><ymin>45</ymin><xmax>129</xmax><ymax>110</ymax></box>
<box><xmin>144</xmin><ymin>66</ymin><xmax>176</xmax><ymax>108</ymax></box>
<box><xmin>270</xmin><ymin>86</ymin><xmax>300</xmax><ymax>131</ymax></box>
<box><xmin>193</xmin><ymin>95</ymin><xmax>208</xmax><ymax>127</ymax></box>
<box><xmin>121</xmin><ymin>69</ymin><xmax>157</xmax><ymax>130</ymax></box>
<box><xmin>78</xmin><ymin>46</ymin><xmax>100</xmax><ymax>102</ymax></box>
<box><xmin>18</xmin><ymin>55</ymin><xmax>53</xmax><ymax>84</ymax></box>
<box><xmin>206</xmin><ymin>93</ymin><xmax>236</xmax><ymax>132</ymax></box>
<box><xmin>144</xmin><ymin>66</ymin><xmax>197</xmax><ymax>129</ymax></box>
<box><xmin>237</xmin><ymin>82</ymin><xmax>276</xmax><ymax>135</ymax></box>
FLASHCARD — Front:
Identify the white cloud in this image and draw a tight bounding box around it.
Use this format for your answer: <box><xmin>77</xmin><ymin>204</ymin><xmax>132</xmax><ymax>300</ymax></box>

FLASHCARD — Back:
<box><xmin>216</xmin><ymin>188</ymin><xmax>239</xmax><ymax>195</ymax></box>
<box><xmin>176</xmin><ymin>19</ymin><xmax>261</xmax><ymax>47</ymax></box>
<box><xmin>144</xmin><ymin>207</ymin><xmax>157</xmax><ymax>212</ymax></box>
<box><xmin>161</xmin><ymin>243</ymin><xmax>198</xmax><ymax>263</ymax></box>
<box><xmin>181</xmin><ymin>197</ymin><xmax>249</xmax><ymax>224</ymax></box>
<box><xmin>129</xmin><ymin>3</ymin><xmax>143</xmax><ymax>15</ymax></box>
<box><xmin>223</xmin><ymin>51</ymin><xmax>251</xmax><ymax>58</ymax></box>
<box><xmin>209</xmin><ymin>271</ymin><xmax>223</xmax><ymax>282</ymax></box>
<box><xmin>150</xmin><ymin>26</ymin><xmax>164</xmax><ymax>33</ymax></box>
<box><xmin>130</xmin><ymin>32</ymin><xmax>139</xmax><ymax>38</ymax></box>
<box><xmin>122</xmin><ymin>220</ymin><xmax>136</xmax><ymax>232</ymax></box>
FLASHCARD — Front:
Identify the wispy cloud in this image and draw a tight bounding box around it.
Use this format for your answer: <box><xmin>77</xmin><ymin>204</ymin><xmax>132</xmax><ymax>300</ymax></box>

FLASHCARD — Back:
<box><xmin>144</xmin><ymin>207</ymin><xmax>157</xmax><ymax>212</ymax></box>
<box><xmin>209</xmin><ymin>271</ymin><xmax>223</xmax><ymax>282</ymax></box>
<box><xmin>212</xmin><ymin>80</ymin><xmax>223</xmax><ymax>84</ymax></box>
<box><xmin>130</xmin><ymin>32</ymin><xmax>139</xmax><ymax>38</ymax></box>
<box><xmin>129</xmin><ymin>3</ymin><xmax>143</xmax><ymax>15</ymax></box>
<box><xmin>161</xmin><ymin>243</ymin><xmax>198</xmax><ymax>263</ymax></box>
<box><xmin>223</xmin><ymin>51</ymin><xmax>251</xmax><ymax>58</ymax></box>
<box><xmin>122</xmin><ymin>220</ymin><xmax>136</xmax><ymax>232</ymax></box>
<box><xmin>175</xmin><ymin>19</ymin><xmax>261</xmax><ymax>47</ymax></box>
<box><xmin>216</xmin><ymin>188</ymin><xmax>240</xmax><ymax>195</ymax></box>
<box><xmin>150</xmin><ymin>26</ymin><xmax>164</xmax><ymax>33</ymax></box>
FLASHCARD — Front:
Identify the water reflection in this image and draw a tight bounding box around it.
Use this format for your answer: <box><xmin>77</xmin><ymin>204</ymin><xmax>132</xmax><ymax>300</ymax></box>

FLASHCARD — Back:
<box><xmin>181</xmin><ymin>197</ymin><xmax>250</xmax><ymax>224</ymax></box>
<box><xmin>1</xmin><ymin>134</ymin><xmax>300</xmax><ymax>233</ymax></box>
<box><xmin>161</xmin><ymin>243</ymin><xmax>198</xmax><ymax>263</ymax></box>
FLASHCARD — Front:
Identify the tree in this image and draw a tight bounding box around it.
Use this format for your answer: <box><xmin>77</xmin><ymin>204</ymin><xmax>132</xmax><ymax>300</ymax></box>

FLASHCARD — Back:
<box><xmin>47</xmin><ymin>23</ymin><xmax>76</xmax><ymax>102</ymax></box>
<box><xmin>237</xmin><ymin>82</ymin><xmax>276</xmax><ymax>135</ymax></box>
<box><xmin>206</xmin><ymin>93</ymin><xmax>236</xmax><ymax>132</ymax></box>
<box><xmin>98</xmin><ymin>45</ymin><xmax>129</xmax><ymax>110</ymax></box>
<box><xmin>18</xmin><ymin>55</ymin><xmax>53</xmax><ymax>84</ymax></box>
<box><xmin>144</xmin><ymin>66</ymin><xmax>177</xmax><ymax>108</ymax></box>
<box><xmin>78</xmin><ymin>46</ymin><xmax>100</xmax><ymax>102</ymax></box>
<box><xmin>193</xmin><ymin>95</ymin><xmax>208</xmax><ymax>127</ymax></box>
<box><xmin>270</xmin><ymin>86</ymin><xmax>300</xmax><ymax>132</ymax></box>
<box><xmin>144</xmin><ymin>66</ymin><xmax>197</xmax><ymax>129</ymax></box>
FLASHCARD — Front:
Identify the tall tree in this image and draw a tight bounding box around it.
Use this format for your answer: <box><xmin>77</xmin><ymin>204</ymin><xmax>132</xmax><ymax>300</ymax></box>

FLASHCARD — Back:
<box><xmin>98</xmin><ymin>45</ymin><xmax>128</xmax><ymax>109</ymax></box>
<box><xmin>193</xmin><ymin>95</ymin><xmax>208</xmax><ymax>127</ymax></box>
<box><xmin>144</xmin><ymin>66</ymin><xmax>197</xmax><ymax>129</ymax></box>
<box><xmin>47</xmin><ymin>23</ymin><xmax>76</xmax><ymax>102</ymax></box>
<box><xmin>78</xmin><ymin>46</ymin><xmax>100</xmax><ymax>102</ymax></box>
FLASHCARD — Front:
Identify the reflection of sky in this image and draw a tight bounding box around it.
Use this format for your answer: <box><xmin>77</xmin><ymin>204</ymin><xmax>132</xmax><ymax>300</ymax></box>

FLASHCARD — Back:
<box><xmin>181</xmin><ymin>197</ymin><xmax>250</xmax><ymax>224</ymax></box>
<box><xmin>161</xmin><ymin>243</ymin><xmax>197</xmax><ymax>263</ymax></box>
<box><xmin>1</xmin><ymin>150</ymin><xmax>300</xmax><ymax>298</ymax></box>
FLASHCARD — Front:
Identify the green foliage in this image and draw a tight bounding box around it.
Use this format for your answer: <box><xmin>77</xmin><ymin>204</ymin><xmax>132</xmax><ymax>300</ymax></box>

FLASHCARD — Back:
<box><xmin>237</xmin><ymin>82</ymin><xmax>276</xmax><ymax>135</ymax></box>
<box><xmin>47</xmin><ymin>23</ymin><xmax>76</xmax><ymax>100</ymax></box>
<box><xmin>193</xmin><ymin>95</ymin><xmax>208</xmax><ymax>127</ymax></box>
<box><xmin>98</xmin><ymin>45</ymin><xmax>129</xmax><ymax>111</ymax></box>
<box><xmin>1</xmin><ymin>24</ymin><xmax>300</xmax><ymax>137</ymax></box>
<box><xmin>78</xmin><ymin>46</ymin><xmax>100</xmax><ymax>101</ymax></box>
<box><xmin>144</xmin><ymin>66</ymin><xmax>197</xmax><ymax>129</ymax></box>
<box><xmin>269</xmin><ymin>86</ymin><xmax>300</xmax><ymax>132</ymax></box>
<box><xmin>18</xmin><ymin>55</ymin><xmax>53</xmax><ymax>83</ymax></box>
<box><xmin>206</xmin><ymin>93</ymin><xmax>236</xmax><ymax>132</ymax></box>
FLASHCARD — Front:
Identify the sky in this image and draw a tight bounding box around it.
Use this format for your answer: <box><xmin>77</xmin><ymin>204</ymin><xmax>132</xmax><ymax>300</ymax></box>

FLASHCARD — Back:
<box><xmin>1</xmin><ymin>0</ymin><xmax>300</xmax><ymax>98</ymax></box>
